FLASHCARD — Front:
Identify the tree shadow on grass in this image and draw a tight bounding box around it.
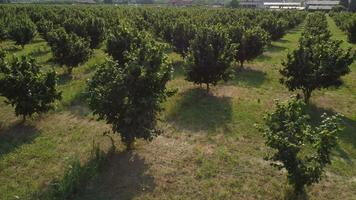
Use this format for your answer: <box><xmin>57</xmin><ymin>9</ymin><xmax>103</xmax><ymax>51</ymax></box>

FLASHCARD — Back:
<box><xmin>306</xmin><ymin>104</ymin><xmax>356</xmax><ymax>164</ymax></box>
<box><xmin>256</xmin><ymin>44</ymin><xmax>287</xmax><ymax>63</ymax></box>
<box><xmin>167</xmin><ymin>88</ymin><xmax>233</xmax><ymax>133</ymax></box>
<box><xmin>0</xmin><ymin>122</ymin><xmax>39</xmax><ymax>158</ymax></box>
<box><xmin>227</xmin><ymin>67</ymin><xmax>267</xmax><ymax>88</ymax></box>
<box><xmin>29</xmin><ymin>47</ymin><xmax>50</xmax><ymax>57</ymax></box>
<box><xmin>267</xmin><ymin>44</ymin><xmax>287</xmax><ymax>53</ymax></box>
<box><xmin>73</xmin><ymin>151</ymin><xmax>155</xmax><ymax>200</ymax></box>
<box><xmin>284</xmin><ymin>188</ymin><xmax>309</xmax><ymax>200</ymax></box>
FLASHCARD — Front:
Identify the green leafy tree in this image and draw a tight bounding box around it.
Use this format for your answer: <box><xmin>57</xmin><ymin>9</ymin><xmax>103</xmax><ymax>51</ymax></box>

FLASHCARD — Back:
<box><xmin>0</xmin><ymin>20</ymin><xmax>7</xmax><ymax>41</ymax></box>
<box><xmin>229</xmin><ymin>0</ymin><xmax>239</xmax><ymax>8</ymax></box>
<box><xmin>106</xmin><ymin>24</ymin><xmax>141</xmax><ymax>65</ymax></box>
<box><xmin>36</xmin><ymin>18</ymin><xmax>54</xmax><ymax>41</ymax></box>
<box><xmin>257</xmin><ymin>97</ymin><xmax>342</xmax><ymax>194</ymax></box>
<box><xmin>63</xmin><ymin>18</ymin><xmax>86</xmax><ymax>38</ymax></box>
<box><xmin>88</xmin><ymin>33</ymin><xmax>173</xmax><ymax>150</ymax></box>
<box><xmin>9</xmin><ymin>17</ymin><xmax>37</xmax><ymax>48</ymax></box>
<box><xmin>47</xmin><ymin>28</ymin><xmax>92</xmax><ymax>74</ymax></box>
<box><xmin>171</xmin><ymin>20</ymin><xmax>196</xmax><ymax>56</ymax></box>
<box><xmin>259</xmin><ymin>17</ymin><xmax>288</xmax><ymax>41</ymax></box>
<box><xmin>280</xmin><ymin>37</ymin><xmax>354</xmax><ymax>103</ymax></box>
<box><xmin>229</xmin><ymin>26</ymin><xmax>270</xmax><ymax>68</ymax></box>
<box><xmin>185</xmin><ymin>25</ymin><xmax>234</xmax><ymax>92</ymax></box>
<box><xmin>332</xmin><ymin>5</ymin><xmax>347</xmax><ymax>12</ymax></box>
<box><xmin>345</xmin><ymin>16</ymin><xmax>356</xmax><ymax>43</ymax></box>
<box><xmin>84</xmin><ymin>17</ymin><xmax>106</xmax><ymax>49</ymax></box>
<box><xmin>0</xmin><ymin>53</ymin><xmax>61</xmax><ymax>120</ymax></box>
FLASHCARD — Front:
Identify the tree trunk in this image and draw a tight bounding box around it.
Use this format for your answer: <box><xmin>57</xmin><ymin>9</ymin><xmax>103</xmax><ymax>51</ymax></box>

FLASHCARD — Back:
<box><xmin>293</xmin><ymin>182</ymin><xmax>305</xmax><ymax>196</ymax></box>
<box><xmin>303</xmin><ymin>89</ymin><xmax>312</xmax><ymax>103</ymax></box>
<box><xmin>240</xmin><ymin>60</ymin><xmax>244</xmax><ymax>69</ymax></box>
<box><xmin>125</xmin><ymin>137</ymin><xmax>134</xmax><ymax>151</ymax></box>
<box><xmin>206</xmin><ymin>83</ymin><xmax>210</xmax><ymax>93</ymax></box>
<box><xmin>67</xmin><ymin>66</ymin><xmax>73</xmax><ymax>75</ymax></box>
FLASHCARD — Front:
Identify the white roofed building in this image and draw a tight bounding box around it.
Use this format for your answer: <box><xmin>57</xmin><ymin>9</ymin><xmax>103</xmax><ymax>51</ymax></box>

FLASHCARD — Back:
<box><xmin>305</xmin><ymin>1</ymin><xmax>340</xmax><ymax>10</ymax></box>
<box><xmin>264</xmin><ymin>2</ymin><xmax>304</xmax><ymax>9</ymax></box>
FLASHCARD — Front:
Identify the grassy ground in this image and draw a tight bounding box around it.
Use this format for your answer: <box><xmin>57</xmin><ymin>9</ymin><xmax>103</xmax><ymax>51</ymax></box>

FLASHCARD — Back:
<box><xmin>0</xmin><ymin>16</ymin><xmax>355</xmax><ymax>200</ymax></box>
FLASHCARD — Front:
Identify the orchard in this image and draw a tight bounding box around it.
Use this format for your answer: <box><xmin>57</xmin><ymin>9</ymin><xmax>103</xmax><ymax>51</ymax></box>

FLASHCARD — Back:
<box><xmin>0</xmin><ymin>5</ymin><xmax>355</xmax><ymax>200</ymax></box>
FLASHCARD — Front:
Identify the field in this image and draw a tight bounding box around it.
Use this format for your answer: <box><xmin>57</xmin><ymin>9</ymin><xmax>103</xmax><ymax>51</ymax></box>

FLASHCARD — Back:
<box><xmin>0</xmin><ymin>6</ymin><xmax>355</xmax><ymax>200</ymax></box>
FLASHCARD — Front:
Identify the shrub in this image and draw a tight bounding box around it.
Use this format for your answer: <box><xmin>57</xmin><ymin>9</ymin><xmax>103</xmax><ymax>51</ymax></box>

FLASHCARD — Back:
<box><xmin>0</xmin><ymin>20</ymin><xmax>7</xmax><ymax>41</ymax></box>
<box><xmin>106</xmin><ymin>24</ymin><xmax>141</xmax><ymax>65</ymax></box>
<box><xmin>171</xmin><ymin>20</ymin><xmax>196</xmax><ymax>56</ymax></box>
<box><xmin>8</xmin><ymin>17</ymin><xmax>37</xmax><ymax>48</ymax></box>
<box><xmin>88</xmin><ymin>33</ymin><xmax>173</xmax><ymax>149</ymax></box>
<box><xmin>48</xmin><ymin>28</ymin><xmax>92</xmax><ymax>74</ymax></box>
<box><xmin>36</xmin><ymin>18</ymin><xmax>54</xmax><ymax>41</ymax></box>
<box><xmin>229</xmin><ymin>0</ymin><xmax>239</xmax><ymax>8</ymax></box>
<box><xmin>63</xmin><ymin>18</ymin><xmax>86</xmax><ymax>38</ymax></box>
<box><xmin>229</xmin><ymin>25</ymin><xmax>270</xmax><ymax>68</ymax></box>
<box><xmin>280</xmin><ymin>36</ymin><xmax>354</xmax><ymax>103</ymax></box>
<box><xmin>259</xmin><ymin>17</ymin><xmax>288</xmax><ymax>41</ymax></box>
<box><xmin>185</xmin><ymin>25</ymin><xmax>234</xmax><ymax>92</ymax></box>
<box><xmin>257</xmin><ymin>97</ymin><xmax>342</xmax><ymax>194</ymax></box>
<box><xmin>345</xmin><ymin>16</ymin><xmax>356</xmax><ymax>43</ymax></box>
<box><xmin>84</xmin><ymin>17</ymin><xmax>106</xmax><ymax>49</ymax></box>
<box><xmin>0</xmin><ymin>53</ymin><xmax>61</xmax><ymax>120</ymax></box>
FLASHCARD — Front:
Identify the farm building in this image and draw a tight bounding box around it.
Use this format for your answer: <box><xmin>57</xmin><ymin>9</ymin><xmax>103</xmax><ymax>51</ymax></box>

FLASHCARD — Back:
<box><xmin>305</xmin><ymin>0</ymin><xmax>340</xmax><ymax>10</ymax></box>
<box><xmin>264</xmin><ymin>2</ymin><xmax>304</xmax><ymax>9</ymax></box>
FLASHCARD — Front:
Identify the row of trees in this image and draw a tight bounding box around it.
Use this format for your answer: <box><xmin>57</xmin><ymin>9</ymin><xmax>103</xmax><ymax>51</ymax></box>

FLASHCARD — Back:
<box><xmin>0</xmin><ymin>6</ymin><xmax>304</xmax><ymax>76</ymax></box>
<box><xmin>0</xmin><ymin>7</ymin><xmax>353</xmax><ymax>196</ymax></box>
<box><xmin>0</xmin><ymin>50</ymin><xmax>61</xmax><ymax>120</ymax></box>
<box><xmin>185</xmin><ymin>24</ymin><xmax>270</xmax><ymax>91</ymax></box>
<box><xmin>280</xmin><ymin>12</ymin><xmax>355</xmax><ymax>103</ymax></box>
<box><xmin>331</xmin><ymin>11</ymin><xmax>356</xmax><ymax>43</ymax></box>
<box><xmin>0</xmin><ymin>5</ymin><xmax>306</xmax><ymax>144</ymax></box>
<box><xmin>260</xmin><ymin>12</ymin><xmax>354</xmax><ymax>195</ymax></box>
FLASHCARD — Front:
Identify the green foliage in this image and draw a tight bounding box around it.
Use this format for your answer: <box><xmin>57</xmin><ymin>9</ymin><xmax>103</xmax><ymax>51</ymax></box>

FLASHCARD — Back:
<box><xmin>84</xmin><ymin>17</ymin><xmax>106</xmax><ymax>49</ymax></box>
<box><xmin>41</xmin><ymin>143</ymin><xmax>113</xmax><ymax>199</ymax></box>
<box><xmin>280</xmin><ymin>13</ymin><xmax>354</xmax><ymax>103</ymax></box>
<box><xmin>229</xmin><ymin>0</ymin><xmax>239</xmax><ymax>8</ymax></box>
<box><xmin>88</xmin><ymin>33</ymin><xmax>173</xmax><ymax>149</ymax></box>
<box><xmin>171</xmin><ymin>20</ymin><xmax>196</xmax><ymax>56</ymax></box>
<box><xmin>106</xmin><ymin>24</ymin><xmax>142</xmax><ymax>65</ymax></box>
<box><xmin>331</xmin><ymin>12</ymin><xmax>356</xmax><ymax>43</ymax></box>
<box><xmin>48</xmin><ymin>28</ymin><xmax>92</xmax><ymax>73</ymax></box>
<box><xmin>8</xmin><ymin>17</ymin><xmax>37</xmax><ymax>48</ymax></box>
<box><xmin>63</xmin><ymin>17</ymin><xmax>86</xmax><ymax>38</ymax></box>
<box><xmin>259</xmin><ymin>17</ymin><xmax>288</xmax><ymax>41</ymax></box>
<box><xmin>185</xmin><ymin>25</ymin><xmax>234</xmax><ymax>92</ymax></box>
<box><xmin>257</xmin><ymin>97</ymin><xmax>342</xmax><ymax>194</ymax></box>
<box><xmin>0</xmin><ymin>53</ymin><xmax>61</xmax><ymax>119</ymax></box>
<box><xmin>64</xmin><ymin>17</ymin><xmax>106</xmax><ymax>49</ymax></box>
<box><xmin>345</xmin><ymin>15</ymin><xmax>356</xmax><ymax>43</ymax></box>
<box><xmin>332</xmin><ymin>5</ymin><xmax>347</xmax><ymax>12</ymax></box>
<box><xmin>0</xmin><ymin>20</ymin><xmax>7</xmax><ymax>41</ymax></box>
<box><xmin>229</xmin><ymin>25</ymin><xmax>270</xmax><ymax>68</ymax></box>
<box><xmin>36</xmin><ymin>18</ymin><xmax>54</xmax><ymax>41</ymax></box>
